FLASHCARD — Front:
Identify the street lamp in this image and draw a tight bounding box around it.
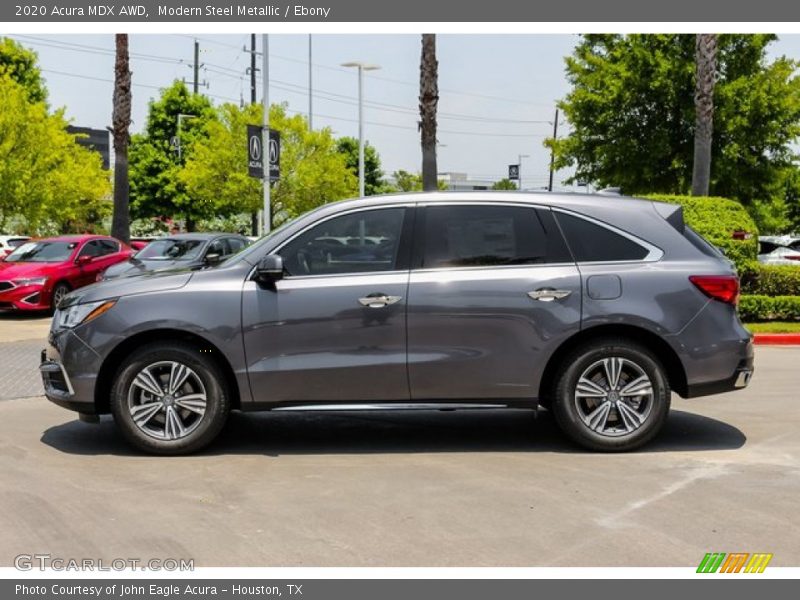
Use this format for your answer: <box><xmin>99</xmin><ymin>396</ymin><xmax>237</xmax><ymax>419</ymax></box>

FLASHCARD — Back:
<box><xmin>174</xmin><ymin>113</ymin><xmax>197</xmax><ymax>160</ymax></box>
<box><xmin>517</xmin><ymin>154</ymin><xmax>530</xmax><ymax>190</ymax></box>
<box><xmin>341</xmin><ymin>61</ymin><xmax>381</xmax><ymax>197</ymax></box>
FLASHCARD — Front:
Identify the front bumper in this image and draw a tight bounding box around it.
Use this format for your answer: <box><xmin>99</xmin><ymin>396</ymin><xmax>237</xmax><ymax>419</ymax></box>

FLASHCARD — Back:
<box><xmin>0</xmin><ymin>284</ymin><xmax>50</xmax><ymax>311</ymax></box>
<box><xmin>40</xmin><ymin>329</ymin><xmax>103</xmax><ymax>414</ymax></box>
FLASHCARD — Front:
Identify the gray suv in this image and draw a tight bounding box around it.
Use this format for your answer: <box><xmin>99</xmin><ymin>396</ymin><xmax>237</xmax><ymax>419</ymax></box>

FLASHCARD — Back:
<box><xmin>41</xmin><ymin>192</ymin><xmax>754</xmax><ymax>454</ymax></box>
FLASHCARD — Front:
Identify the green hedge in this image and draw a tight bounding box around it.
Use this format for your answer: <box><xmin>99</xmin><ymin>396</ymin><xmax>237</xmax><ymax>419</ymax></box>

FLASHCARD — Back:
<box><xmin>738</xmin><ymin>295</ymin><xmax>800</xmax><ymax>321</ymax></box>
<box><xmin>646</xmin><ymin>195</ymin><xmax>759</xmax><ymax>274</ymax></box>
<box><xmin>742</xmin><ymin>264</ymin><xmax>800</xmax><ymax>296</ymax></box>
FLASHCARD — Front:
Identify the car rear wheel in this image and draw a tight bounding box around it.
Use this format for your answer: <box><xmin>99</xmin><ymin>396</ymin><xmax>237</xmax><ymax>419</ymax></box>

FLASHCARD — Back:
<box><xmin>551</xmin><ymin>338</ymin><xmax>670</xmax><ymax>451</ymax></box>
<box><xmin>110</xmin><ymin>342</ymin><xmax>230</xmax><ymax>455</ymax></box>
<box><xmin>51</xmin><ymin>282</ymin><xmax>70</xmax><ymax>310</ymax></box>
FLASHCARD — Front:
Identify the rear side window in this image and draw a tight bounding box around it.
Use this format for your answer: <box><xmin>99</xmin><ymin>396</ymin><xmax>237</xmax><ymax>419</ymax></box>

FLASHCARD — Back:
<box><xmin>685</xmin><ymin>226</ymin><xmax>723</xmax><ymax>258</ymax></box>
<box><xmin>555</xmin><ymin>212</ymin><xmax>649</xmax><ymax>262</ymax></box>
<box><xmin>421</xmin><ymin>205</ymin><xmax>570</xmax><ymax>268</ymax></box>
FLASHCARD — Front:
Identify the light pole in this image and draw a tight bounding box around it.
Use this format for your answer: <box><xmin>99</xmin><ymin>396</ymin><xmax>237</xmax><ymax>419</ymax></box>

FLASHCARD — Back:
<box><xmin>518</xmin><ymin>154</ymin><xmax>529</xmax><ymax>190</ymax></box>
<box><xmin>341</xmin><ymin>61</ymin><xmax>381</xmax><ymax>197</ymax></box>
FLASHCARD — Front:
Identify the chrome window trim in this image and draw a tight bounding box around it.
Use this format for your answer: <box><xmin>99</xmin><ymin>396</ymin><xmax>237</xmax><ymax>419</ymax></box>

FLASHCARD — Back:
<box><xmin>551</xmin><ymin>207</ymin><xmax>664</xmax><ymax>263</ymax></box>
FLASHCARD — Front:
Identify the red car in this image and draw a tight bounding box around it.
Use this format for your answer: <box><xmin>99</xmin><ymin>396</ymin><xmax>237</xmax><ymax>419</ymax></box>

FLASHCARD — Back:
<box><xmin>0</xmin><ymin>235</ymin><xmax>132</xmax><ymax>311</ymax></box>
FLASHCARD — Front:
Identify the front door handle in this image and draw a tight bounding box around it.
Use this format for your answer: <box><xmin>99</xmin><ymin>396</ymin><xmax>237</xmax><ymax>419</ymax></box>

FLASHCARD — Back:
<box><xmin>527</xmin><ymin>289</ymin><xmax>572</xmax><ymax>302</ymax></box>
<box><xmin>358</xmin><ymin>293</ymin><xmax>402</xmax><ymax>308</ymax></box>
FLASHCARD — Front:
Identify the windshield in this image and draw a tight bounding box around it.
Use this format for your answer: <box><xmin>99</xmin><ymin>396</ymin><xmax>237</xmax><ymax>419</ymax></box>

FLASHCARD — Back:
<box><xmin>135</xmin><ymin>239</ymin><xmax>205</xmax><ymax>261</ymax></box>
<box><xmin>4</xmin><ymin>241</ymin><xmax>77</xmax><ymax>263</ymax></box>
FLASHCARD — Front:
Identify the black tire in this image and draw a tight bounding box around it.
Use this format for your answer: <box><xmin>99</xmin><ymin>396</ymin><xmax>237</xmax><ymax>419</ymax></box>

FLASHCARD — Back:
<box><xmin>110</xmin><ymin>341</ymin><xmax>230</xmax><ymax>455</ymax></box>
<box><xmin>51</xmin><ymin>282</ymin><xmax>71</xmax><ymax>311</ymax></box>
<box><xmin>551</xmin><ymin>338</ymin><xmax>670</xmax><ymax>452</ymax></box>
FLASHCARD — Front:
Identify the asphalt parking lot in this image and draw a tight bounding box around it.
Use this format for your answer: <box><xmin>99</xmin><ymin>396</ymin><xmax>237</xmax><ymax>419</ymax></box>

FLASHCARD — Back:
<box><xmin>0</xmin><ymin>313</ymin><xmax>798</xmax><ymax>567</ymax></box>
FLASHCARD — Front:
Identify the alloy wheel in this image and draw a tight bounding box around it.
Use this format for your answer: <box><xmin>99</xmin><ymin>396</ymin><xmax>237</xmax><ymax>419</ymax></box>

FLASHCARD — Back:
<box><xmin>127</xmin><ymin>361</ymin><xmax>208</xmax><ymax>440</ymax></box>
<box><xmin>573</xmin><ymin>357</ymin><xmax>654</xmax><ymax>437</ymax></box>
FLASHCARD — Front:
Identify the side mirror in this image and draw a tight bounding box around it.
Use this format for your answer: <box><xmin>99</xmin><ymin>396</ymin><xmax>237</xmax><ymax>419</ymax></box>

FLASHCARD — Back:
<box><xmin>76</xmin><ymin>255</ymin><xmax>92</xmax><ymax>266</ymax></box>
<box><xmin>204</xmin><ymin>252</ymin><xmax>223</xmax><ymax>265</ymax></box>
<box><xmin>255</xmin><ymin>254</ymin><xmax>284</xmax><ymax>283</ymax></box>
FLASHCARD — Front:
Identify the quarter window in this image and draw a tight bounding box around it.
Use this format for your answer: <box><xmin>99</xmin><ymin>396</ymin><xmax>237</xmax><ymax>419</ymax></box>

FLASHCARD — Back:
<box><xmin>279</xmin><ymin>208</ymin><xmax>406</xmax><ymax>276</ymax></box>
<box><xmin>421</xmin><ymin>205</ymin><xmax>566</xmax><ymax>268</ymax></box>
<box><xmin>554</xmin><ymin>212</ymin><xmax>649</xmax><ymax>262</ymax></box>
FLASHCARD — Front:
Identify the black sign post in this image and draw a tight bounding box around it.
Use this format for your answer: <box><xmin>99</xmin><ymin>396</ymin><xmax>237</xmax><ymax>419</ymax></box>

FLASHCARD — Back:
<box><xmin>248</xmin><ymin>125</ymin><xmax>280</xmax><ymax>181</ymax></box>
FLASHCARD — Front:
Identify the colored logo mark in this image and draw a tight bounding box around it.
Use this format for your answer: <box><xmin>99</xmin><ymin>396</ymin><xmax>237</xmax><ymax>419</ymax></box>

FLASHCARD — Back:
<box><xmin>697</xmin><ymin>552</ymin><xmax>773</xmax><ymax>573</ymax></box>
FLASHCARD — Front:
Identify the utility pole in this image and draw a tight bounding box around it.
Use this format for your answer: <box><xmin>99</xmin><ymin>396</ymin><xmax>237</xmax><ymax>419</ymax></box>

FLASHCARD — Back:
<box><xmin>249</xmin><ymin>34</ymin><xmax>257</xmax><ymax>104</ymax></box>
<box><xmin>262</xmin><ymin>34</ymin><xmax>271</xmax><ymax>235</ymax></box>
<box><xmin>548</xmin><ymin>108</ymin><xmax>559</xmax><ymax>192</ymax></box>
<box><xmin>193</xmin><ymin>39</ymin><xmax>200</xmax><ymax>94</ymax></box>
<box><xmin>308</xmin><ymin>34</ymin><xmax>313</xmax><ymax>129</ymax></box>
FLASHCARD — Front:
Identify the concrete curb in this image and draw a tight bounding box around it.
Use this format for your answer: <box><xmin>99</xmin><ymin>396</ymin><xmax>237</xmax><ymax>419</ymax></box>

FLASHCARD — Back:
<box><xmin>753</xmin><ymin>333</ymin><xmax>800</xmax><ymax>346</ymax></box>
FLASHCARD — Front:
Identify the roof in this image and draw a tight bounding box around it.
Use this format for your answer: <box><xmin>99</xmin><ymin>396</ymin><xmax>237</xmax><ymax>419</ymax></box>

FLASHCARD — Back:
<box><xmin>161</xmin><ymin>232</ymin><xmax>247</xmax><ymax>241</ymax></box>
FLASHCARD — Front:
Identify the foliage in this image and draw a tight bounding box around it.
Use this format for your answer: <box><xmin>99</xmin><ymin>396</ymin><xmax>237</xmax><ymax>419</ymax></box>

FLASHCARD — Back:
<box><xmin>129</xmin><ymin>81</ymin><xmax>215</xmax><ymax>228</ymax></box>
<box><xmin>647</xmin><ymin>194</ymin><xmax>759</xmax><ymax>273</ymax></box>
<box><xmin>0</xmin><ymin>74</ymin><xmax>110</xmax><ymax>235</ymax></box>
<box><xmin>336</xmin><ymin>136</ymin><xmax>392</xmax><ymax>195</ymax></box>
<box><xmin>742</xmin><ymin>264</ymin><xmax>800</xmax><ymax>296</ymax></box>
<box><xmin>492</xmin><ymin>178</ymin><xmax>519</xmax><ymax>190</ymax></box>
<box><xmin>738</xmin><ymin>294</ymin><xmax>800</xmax><ymax>321</ymax></box>
<box><xmin>0</xmin><ymin>37</ymin><xmax>47</xmax><ymax>103</ymax></box>
<box><xmin>180</xmin><ymin>103</ymin><xmax>358</xmax><ymax>228</ymax></box>
<box><xmin>391</xmin><ymin>169</ymin><xmax>448</xmax><ymax>192</ymax></box>
<box><xmin>745</xmin><ymin>321</ymin><xmax>800</xmax><ymax>333</ymax></box>
<box><xmin>550</xmin><ymin>34</ymin><xmax>800</xmax><ymax>209</ymax></box>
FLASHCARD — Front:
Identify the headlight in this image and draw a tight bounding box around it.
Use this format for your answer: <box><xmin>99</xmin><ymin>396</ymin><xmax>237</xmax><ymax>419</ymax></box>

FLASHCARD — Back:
<box><xmin>13</xmin><ymin>277</ymin><xmax>47</xmax><ymax>286</ymax></box>
<box><xmin>54</xmin><ymin>300</ymin><xmax>117</xmax><ymax>329</ymax></box>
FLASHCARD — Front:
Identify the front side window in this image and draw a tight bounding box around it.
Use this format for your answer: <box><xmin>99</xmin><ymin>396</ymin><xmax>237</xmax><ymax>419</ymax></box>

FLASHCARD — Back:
<box><xmin>421</xmin><ymin>205</ymin><xmax>563</xmax><ymax>268</ymax></box>
<box><xmin>279</xmin><ymin>208</ymin><xmax>406</xmax><ymax>276</ymax></box>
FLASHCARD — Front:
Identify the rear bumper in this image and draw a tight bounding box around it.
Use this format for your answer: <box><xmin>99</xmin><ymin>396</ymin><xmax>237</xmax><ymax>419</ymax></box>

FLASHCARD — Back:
<box><xmin>684</xmin><ymin>344</ymin><xmax>754</xmax><ymax>398</ymax></box>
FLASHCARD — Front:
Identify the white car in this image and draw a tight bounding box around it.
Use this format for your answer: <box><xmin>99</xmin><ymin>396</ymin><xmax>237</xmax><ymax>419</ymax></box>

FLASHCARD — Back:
<box><xmin>0</xmin><ymin>235</ymin><xmax>31</xmax><ymax>261</ymax></box>
<box><xmin>758</xmin><ymin>235</ymin><xmax>800</xmax><ymax>265</ymax></box>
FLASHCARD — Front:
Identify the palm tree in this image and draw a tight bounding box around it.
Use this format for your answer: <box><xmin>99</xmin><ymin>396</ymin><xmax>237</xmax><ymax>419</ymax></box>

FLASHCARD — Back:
<box><xmin>691</xmin><ymin>33</ymin><xmax>717</xmax><ymax>197</ymax></box>
<box><xmin>419</xmin><ymin>34</ymin><xmax>439</xmax><ymax>192</ymax></box>
<box><xmin>111</xmin><ymin>33</ymin><xmax>132</xmax><ymax>243</ymax></box>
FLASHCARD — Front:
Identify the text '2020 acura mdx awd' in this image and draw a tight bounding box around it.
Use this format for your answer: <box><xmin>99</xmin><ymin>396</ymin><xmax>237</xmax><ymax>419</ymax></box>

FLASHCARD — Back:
<box><xmin>41</xmin><ymin>192</ymin><xmax>753</xmax><ymax>454</ymax></box>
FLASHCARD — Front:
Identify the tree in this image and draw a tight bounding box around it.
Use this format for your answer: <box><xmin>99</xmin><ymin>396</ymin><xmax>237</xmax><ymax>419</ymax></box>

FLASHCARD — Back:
<box><xmin>692</xmin><ymin>34</ymin><xmax>717</xmax><ymax>196</ymax></box>
<box><xmin>419</xmin><ymin>34</ymin><xmax>439</xmax><ymax>192</ymax></box>
<box><xmin>390</xmin><ymin>169</ymin><xmax>447</xmax><ymax>192</ymax></box>
<box><xmin>111</xmin><ymin>34</ymin><xmax>132</xmax><ymax>243</ymax></box>
<box><xmin>549</xmin><ymin>35</ymin><xmax>800</xmax><ymax>207</ymax></box>
<box><xmin>0</xmin><ymin>37</ymin><xmax>47</xmax><ymax>103</ymax></box>
<box><xmin>180</xmin><ymin>103</ymin><xmax>357</xmax><ymax>228</ymax></box>
<box><xmin>492</xmin><ymin>178</ymin><xmax>518</xmax><ymax>190</ymax></box>
<box><xmin>129</xmin><ymin>81</ymin><xmax>215</xmax><ymax>230</ymax></box>
<box><xmin>0</xmin><ymin>74</ymin><xmax>109</xmax><ymax>234</ymax></box>
<box><xmin>336</xmin><ymin>136</ymin><xmax>390</xmax><ymax>195</ymax></box>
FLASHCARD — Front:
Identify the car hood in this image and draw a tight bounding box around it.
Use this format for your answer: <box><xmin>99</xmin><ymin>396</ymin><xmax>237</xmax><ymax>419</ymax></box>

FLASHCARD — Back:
<box><xmin>0</xmin><ymin>261</ymin><xmax>61</xmax><ymax>279</ymax></box>
<box><xmin>61</xmin><ymin>270</ymin><xmax>194</xmax><ymax>307</ymax></box>
<box><xmin>103</xmin><ymin>258</ymin><xmax>198</xmax><ymax>279</ymax></box>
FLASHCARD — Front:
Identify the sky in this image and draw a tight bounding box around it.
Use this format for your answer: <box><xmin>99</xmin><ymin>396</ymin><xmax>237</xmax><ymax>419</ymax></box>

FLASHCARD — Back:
<box><xmin>4</xmin><ymin>33</ymin><xmax>800</xmax><ymax>190</ymax></box>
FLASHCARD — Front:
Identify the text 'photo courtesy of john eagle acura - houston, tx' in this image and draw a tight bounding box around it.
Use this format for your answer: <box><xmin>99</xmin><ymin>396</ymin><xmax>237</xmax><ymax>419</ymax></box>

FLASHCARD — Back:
<box><xmin>40</xmin><ymin>192</ymin><xmax>754</xmax><ymax>455</ymax></box>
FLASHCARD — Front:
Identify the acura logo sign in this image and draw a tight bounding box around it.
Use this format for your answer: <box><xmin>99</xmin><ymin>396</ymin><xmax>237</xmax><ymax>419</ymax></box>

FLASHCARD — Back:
<box><xmin>249</xmin><ymin>135</ymin><xmax>262</xmax><ymax>161</ymax></box>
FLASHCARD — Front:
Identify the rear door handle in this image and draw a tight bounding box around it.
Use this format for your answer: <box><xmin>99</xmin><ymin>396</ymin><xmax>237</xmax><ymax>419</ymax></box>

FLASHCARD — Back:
<box><xmin>358</xmin><ymin>293</ymin><xmax>402</xmax><ymax>308</ymax></box>
<box><xmin>527</xmin><ymin>289</ymin><xmax>572</xmax><ymax>302</ymax></box>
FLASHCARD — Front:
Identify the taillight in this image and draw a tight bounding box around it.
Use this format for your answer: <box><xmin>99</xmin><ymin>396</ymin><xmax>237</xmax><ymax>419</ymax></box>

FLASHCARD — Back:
<box><xmin>786</xmin><ymin>255</ymin><xmax>800</xmax><ymax>261</ymax></box>
<box><xmin>689</xmin><ymin>275</ymin><xmax>740</xmax><ymax>305</ymax></box>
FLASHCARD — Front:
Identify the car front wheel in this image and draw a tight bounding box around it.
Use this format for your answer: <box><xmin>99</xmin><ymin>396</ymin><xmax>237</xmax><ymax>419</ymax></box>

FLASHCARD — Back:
<box><xmin>110</xmin><ymin>342</ymin><xmax>230</xmax><ymax>455</ymax></box>
<box><xmin>551</xmin><ymin>338</ymin><xmax>671</xmax><ymax>451</ymax></box>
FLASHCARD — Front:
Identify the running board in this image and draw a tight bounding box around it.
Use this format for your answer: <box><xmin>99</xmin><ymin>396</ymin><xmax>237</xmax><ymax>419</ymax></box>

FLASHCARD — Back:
<box><xmin>271</xmin><ymin>403</ymin><xmax>509</xmax><ymax>412</ymax></box>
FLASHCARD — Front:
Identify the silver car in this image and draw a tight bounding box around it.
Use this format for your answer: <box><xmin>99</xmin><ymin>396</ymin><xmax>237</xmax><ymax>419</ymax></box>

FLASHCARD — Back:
<box><xmin>41</xmin><ymin>192</ymin><xmax>754</xmax><ymax>454</ymax></box>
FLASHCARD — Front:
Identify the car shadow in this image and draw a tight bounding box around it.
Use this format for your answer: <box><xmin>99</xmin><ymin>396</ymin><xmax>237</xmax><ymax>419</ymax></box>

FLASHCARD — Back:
<box><xmin>40</xmin><ymin>408</ymin><xmax>746</xmax><ymax>457</ymax></box>
<box><xmin>0</xmin><ymin>311</ymin><xmax>50</xmax><ymax>321</ymax></box>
